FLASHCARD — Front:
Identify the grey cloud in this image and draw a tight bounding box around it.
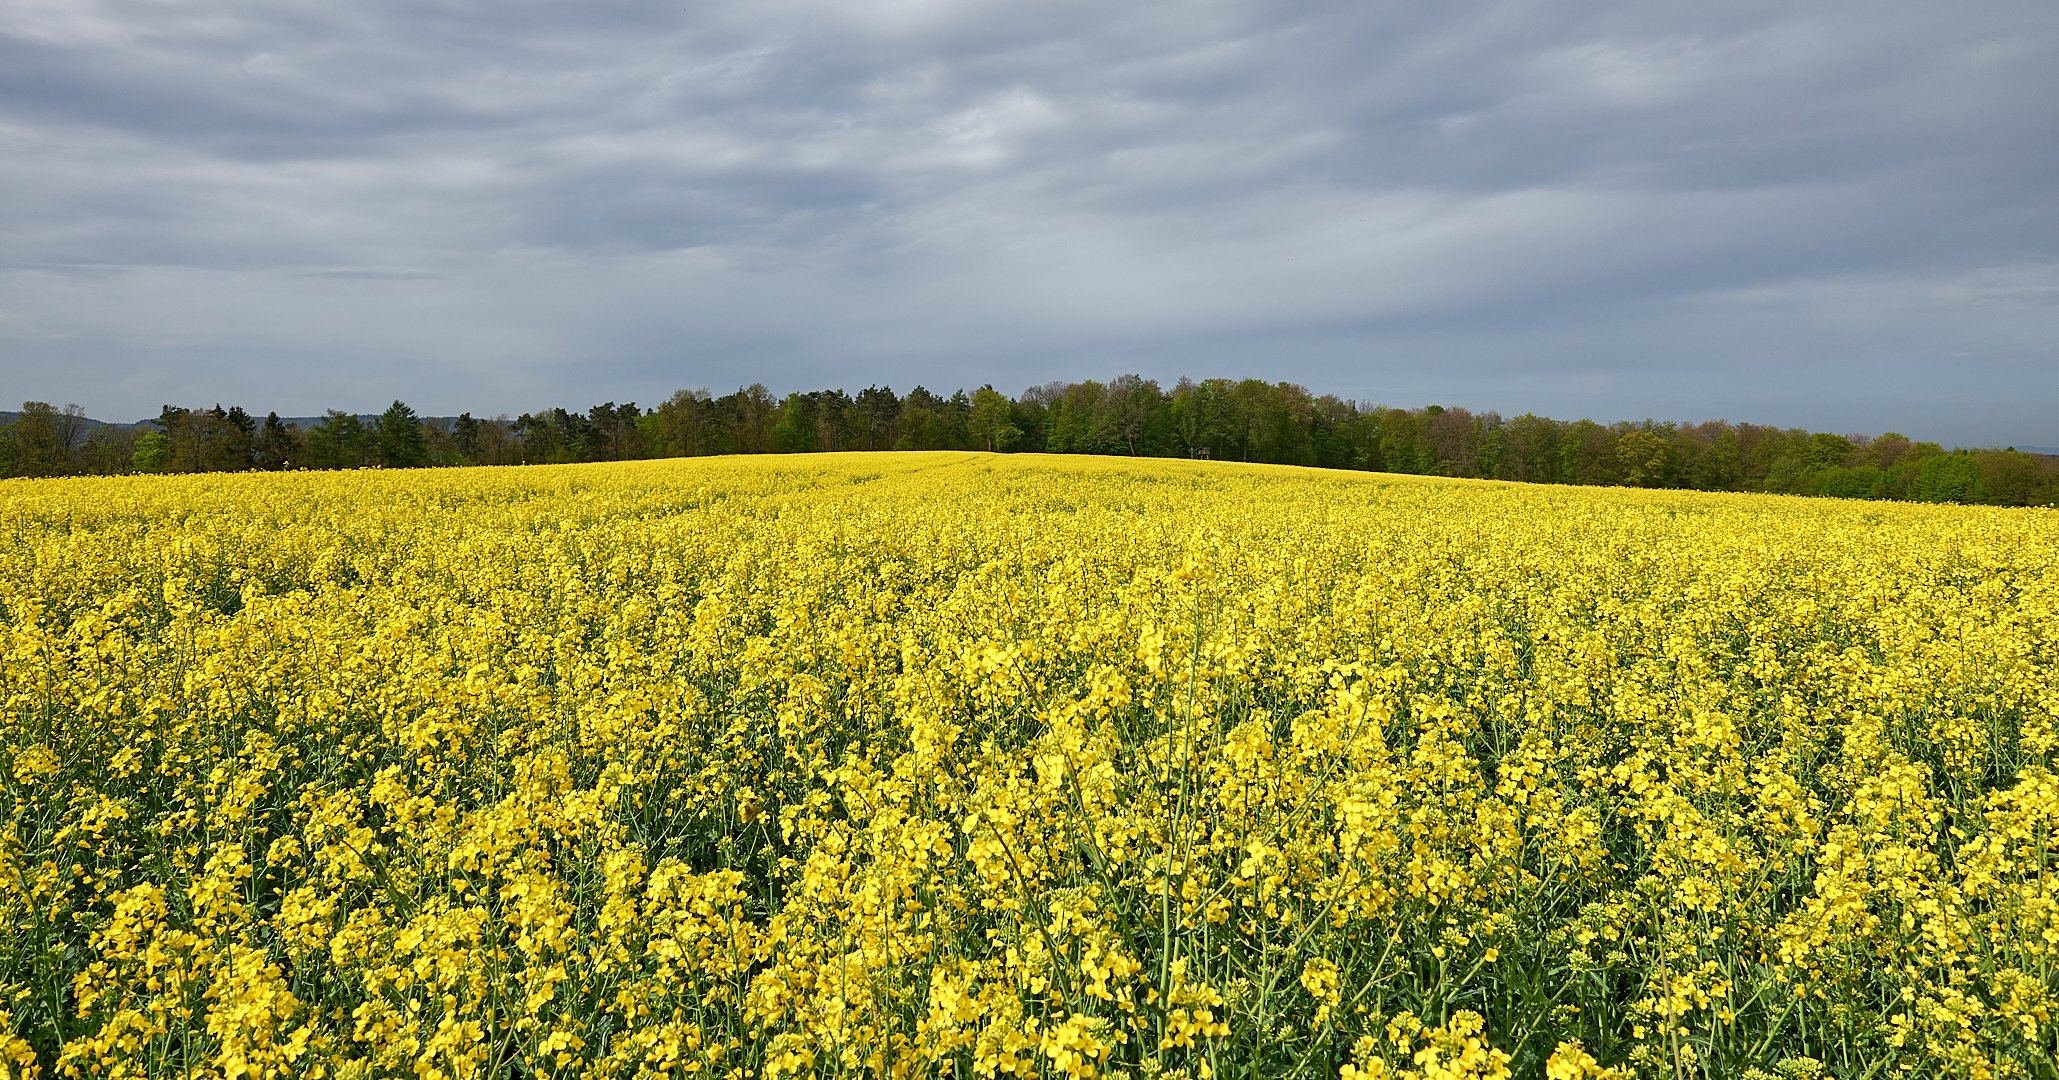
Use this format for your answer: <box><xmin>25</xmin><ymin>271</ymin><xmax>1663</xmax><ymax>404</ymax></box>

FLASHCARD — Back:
<box><xmin>0</xmin><ymin>0</ymin><xmax>2053</xmax><ymax>445</ymax></box>
<box><xmin>291</xmin><ymin>268</ymin><xmax>439</xmax><ymax>279</ymax></box>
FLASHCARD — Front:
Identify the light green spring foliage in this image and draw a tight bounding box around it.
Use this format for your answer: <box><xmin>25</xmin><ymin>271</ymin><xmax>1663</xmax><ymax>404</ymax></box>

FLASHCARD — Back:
<box><xmin>0</xmin><ymin>453</ymin><xmax>2055</xmax><ymax>1079</ymax></box>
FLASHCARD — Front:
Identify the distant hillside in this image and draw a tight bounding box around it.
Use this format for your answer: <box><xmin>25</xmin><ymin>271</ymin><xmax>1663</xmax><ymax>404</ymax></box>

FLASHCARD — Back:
<box><xmin>0</xmin><ymin>411</ymin><xmax>454</xmax><ymax>430</ymax></box>
<box><xmin>4</xmin><ymin>393</ymin><xmax>2054</xmax><ymax>505</ymax></box>
<box><xmin>272</xmin><ymin>415</ymin><xmax>378</xmax><ymax>430</ymax></box>
<box><xmin>0</xmin><ymin>410</ymin><xmax>155</xmax><ymax>431</ymax></box>
<box><xmin>242</xmin><ymin>415</ymin><xmax>474</xmax><ymax>430</ymax></box>
<box><xmin>0</xmin><ymin>410</ymin><xmax>138</xmax><ymax>430</ymax></box>
<box><xmin>5</xmin><ymin>409</ymin><xmax>2051</xmax><ymax>455</ymax></box>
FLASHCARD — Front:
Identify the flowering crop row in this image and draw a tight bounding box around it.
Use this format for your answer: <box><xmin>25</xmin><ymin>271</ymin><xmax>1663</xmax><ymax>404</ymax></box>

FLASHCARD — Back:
<box><xmin>1</xmin><ymin>453</ymin><xmax>2054</xmax><ymax>1079</ymax></box>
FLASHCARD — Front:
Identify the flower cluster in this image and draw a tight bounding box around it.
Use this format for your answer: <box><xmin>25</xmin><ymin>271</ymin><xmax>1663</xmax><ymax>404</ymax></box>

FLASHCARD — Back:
<box><xmin>0</xmin><ymin>453</ymin><xmax>2053</xmax><ymax>1077</ymax></box>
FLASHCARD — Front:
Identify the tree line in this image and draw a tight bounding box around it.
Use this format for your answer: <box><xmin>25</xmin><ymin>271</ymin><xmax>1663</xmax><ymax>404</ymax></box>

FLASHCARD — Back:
<box><xmin>2</xmin><ymin>377</ymin><xmax>2053</xmax><ymax>505</ymax></box>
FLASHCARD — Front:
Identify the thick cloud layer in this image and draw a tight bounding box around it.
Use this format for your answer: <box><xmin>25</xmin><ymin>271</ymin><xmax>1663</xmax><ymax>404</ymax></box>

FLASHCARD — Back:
<box><xmin>3</xmin><ymin>0</ymin><xmax>2055</xmax><ymax>444</ymax></box>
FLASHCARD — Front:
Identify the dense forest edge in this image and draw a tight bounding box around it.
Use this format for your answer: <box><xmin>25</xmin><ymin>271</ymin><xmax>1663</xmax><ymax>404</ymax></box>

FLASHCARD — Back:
<box><xmin>3</xmin><ymin>375</ymin><xmax>2054</xmax><ymax>505</ymax></box>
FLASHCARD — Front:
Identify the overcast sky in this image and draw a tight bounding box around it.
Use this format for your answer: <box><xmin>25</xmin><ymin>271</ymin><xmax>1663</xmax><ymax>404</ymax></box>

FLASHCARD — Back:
<box><xmin>3</xmin><ymin>0</ymin><xmax>2055</xmax><ymax>446</ymax></box>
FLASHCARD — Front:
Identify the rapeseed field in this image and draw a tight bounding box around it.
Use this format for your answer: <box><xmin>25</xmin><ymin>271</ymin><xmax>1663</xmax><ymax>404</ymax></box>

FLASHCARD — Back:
<box><xmin>1</xmin><ymin>452</ymin><xmax>2054</xmax><ymax>1079</ymax></box>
